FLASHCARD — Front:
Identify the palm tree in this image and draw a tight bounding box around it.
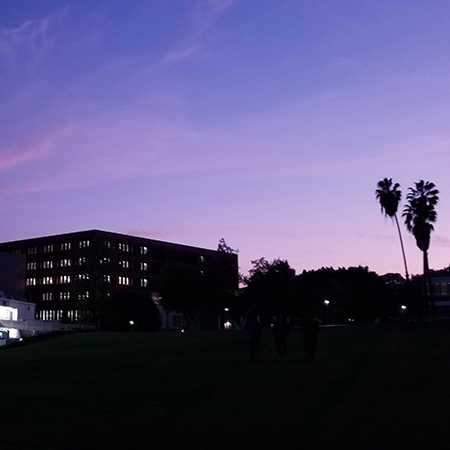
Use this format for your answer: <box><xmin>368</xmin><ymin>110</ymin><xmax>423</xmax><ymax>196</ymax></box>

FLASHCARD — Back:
<box><xmin>375</xmin><ymin>178</ymin><xmax>409</xmax><ymax>281</ymax></box>
<box><xmin>403</xmin><ymin>180</ymin><xmax>439</xmax><ymax>319</ymax></box>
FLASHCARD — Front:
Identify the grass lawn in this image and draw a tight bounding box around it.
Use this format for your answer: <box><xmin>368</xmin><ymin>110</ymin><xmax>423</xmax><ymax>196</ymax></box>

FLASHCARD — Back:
<box><xmin>1</xmin><ymin>324</ymin><xmax>450</xmax><ymax>450</ymax></box>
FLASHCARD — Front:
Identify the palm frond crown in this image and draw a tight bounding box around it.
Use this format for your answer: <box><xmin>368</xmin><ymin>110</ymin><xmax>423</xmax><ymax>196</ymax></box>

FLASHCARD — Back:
<box><xmin>402</xmin><ymin>180</ymin><xmax>439</xmax><ymax>253</ymax></box>
<box><xmin>375</xmin><ymin>178</ymin><xmax>402</xmax><ymax>219</ymax></box>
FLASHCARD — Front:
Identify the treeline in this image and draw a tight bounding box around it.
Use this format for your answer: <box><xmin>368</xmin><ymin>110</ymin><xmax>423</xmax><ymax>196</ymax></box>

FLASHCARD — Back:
<box><xmin>234</xmin><ymin>258</ymin><xmax>449</xmax><ymax>327</ymax></box>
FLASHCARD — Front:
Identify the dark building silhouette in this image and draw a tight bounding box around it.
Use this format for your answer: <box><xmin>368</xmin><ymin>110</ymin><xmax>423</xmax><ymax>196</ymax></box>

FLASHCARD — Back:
<box><xmin>0</xmin><ymin>230</ymin><xmax>238</xmax><ymax>325</ymax></box>
<box><xmin>0</xmin><ymin>252</ymin><xmax>26</xmax><ymax>298</ymax></box>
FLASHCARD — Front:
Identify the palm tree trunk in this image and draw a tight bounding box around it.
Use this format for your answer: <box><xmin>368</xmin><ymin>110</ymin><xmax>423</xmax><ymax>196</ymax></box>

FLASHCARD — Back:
<box><xmin>394</xmin><ymin>214</ymin><xmax>410</xmax><ymax>281</ymax></box>
<box><xmin>423</xmin><ymin>250</ymin><xmax>434</xmax><ymax>322</ymax></box>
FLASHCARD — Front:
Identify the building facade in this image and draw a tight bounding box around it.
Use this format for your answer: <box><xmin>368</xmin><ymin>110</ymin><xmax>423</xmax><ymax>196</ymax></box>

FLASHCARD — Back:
<box><xmin>0</xmin><ymin>230</ymin><xmax>238</xmax><ymax>327</ymax></box>
<box><xmin>431</xmin><ymin>276</ymin><xmax>450</xmax><ymax>318</ymax></box>
<box><xmin>0</xmin><ymin>252</ymin><xmax>26</xmax><ymax>298</ymax></box>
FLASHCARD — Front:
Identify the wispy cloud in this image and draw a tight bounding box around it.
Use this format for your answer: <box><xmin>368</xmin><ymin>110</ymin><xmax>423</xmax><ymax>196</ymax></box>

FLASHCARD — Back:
<box><xmin>162</xmin><ymin>45</ymin><xmax>201</xmax><ymax>64</ymax></box>
<box><xmin>433</xmin><ymin>235</ymin><xmax>450</xmax><ymax>249</ymax></box>
<box><xmin>160</xmin><ymin>0</ymin><xmax>237</xmax><ymax>65</ymax></box>
<box><xmin>191</xmin><ymin>0</ymin><xmax>238</xmax><ymax>34</ymax></box>
<box><xmin>0</xmin><ymin>15</ymin><xmax>56</xmax><ymax>68</ymax></box>
<box><xmin>0</xmin><ymin>123</ymin><xmax>75</xmax><ymax>171</ymax></box>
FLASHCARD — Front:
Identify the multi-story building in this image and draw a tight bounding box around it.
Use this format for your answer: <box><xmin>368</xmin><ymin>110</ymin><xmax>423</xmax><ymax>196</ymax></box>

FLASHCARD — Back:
<box><xmin>0</xmin><ymin>230</ymin><xmax>238</xmax><ymax>327</ymax></box>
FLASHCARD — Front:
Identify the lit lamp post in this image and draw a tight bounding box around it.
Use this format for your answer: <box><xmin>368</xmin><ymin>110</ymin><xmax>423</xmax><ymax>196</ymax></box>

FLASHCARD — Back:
<box><xmin>224</xmin><ymin>308</ymin><xmax>231</xmax><ymax>330</ymax></box>
<box><xmin>324</xmin><ymin>300</ymin><xmax>330</xmax><ymax>325</ymax></box>
<box><xmin>129</xmin><ymin>320</ymin><xmax>134</xmax><ymax>332</ymax></box>
<box><xmin>400</xmin><ymin>305</ymin><xmax>407</xmax><ymax>321</ymax></box>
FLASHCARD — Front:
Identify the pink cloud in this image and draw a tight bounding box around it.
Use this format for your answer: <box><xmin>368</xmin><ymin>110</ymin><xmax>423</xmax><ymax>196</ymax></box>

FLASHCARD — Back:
<box><xmin>0</xmin><ymin>123</ymin><xmax>75</xmax><ymax>171</ymax></box>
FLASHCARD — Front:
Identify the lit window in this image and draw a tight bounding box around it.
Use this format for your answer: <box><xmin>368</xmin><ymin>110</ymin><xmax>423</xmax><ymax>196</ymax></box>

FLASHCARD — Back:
<box><xmin>26</xmin><ymin>278</ymin><xmax>37</xmax><ymax>286</ymax></box>
<box><xmin>103</xmin><ymin>241</ymin><xmax>112</xmax><ymax>248</ymax></box>
<box><xmin>59</xmin><ymin>292</ymin><xmax>70</xmax><ymax>301</ymax></box>
<box><xmin>78</xmin><ymin>257</ymin><xmax>86</xmax><ymax>265</ymax></box>
<box><xmin>42</xmin><ymin>277</ymin><xmax>53</xmax><ymax>285</ymax></box>
<box><xmin>61</xmin><ymin>259</ymin><xmax>71</xmax><ymax>267</ymax></box>
<box><xmin>43</xmin><ymin>245</ymin><xmax>54</xmax><ymax>253</ymax></box>
<box><xmin>43</xmin><ymin>261</ymin><xmax>53</xmax><ymax>269</ymax></box>
<box><xmin>140</xmin><ymin>278</ymin><xmax>148</xmax><ymax>287</ymax></box>
<box><xmin>140</xmin><ymin>262</ymin><xmax>148</xmax><ymax>271</ymax></box>
<box><xmin>78</xmin><ymin>291</ymin><xmax>89</xmax><ymax>300</ymax></box>
<box><xmin>77</xmin><ymin>274</ymin><xmax>90</xmax><ymax>281</ymax></box>
<box><xmin>59</xmin><ymin>275</ymin><xmax>71</xmax><ymax>284</ymax></box>
<box><xmin>61</xmin><ymin>243</ymin><xmax>71</xmax><ymax>250</ymax></box>
<box><xmin>103</xmin><ymin>275</ymin><xmax>112</xmax><ymax>283</ymax></box>
<box><xmin>140</xmin><ymin>246</ymin><xmax>148</xmax><ymax>255</ymax></box>
<box><xmin>27</xmin><ymin>247</ymin><xmax>37</xmax><ymax>255</ymax></box>
<box><xmin>26</xmin><ymin>262</ymin><xmax>37</xmax><ymax>270</ymax></box>
<box><xmin>119</xmin><ymin>260</ymin><xmax>130</xmax><ymax>269</ymax></box>
<box><xmin>118</xmin><ymin>276</ymin><xmax>130</xmax><ymax>285</ymax></box>
<box><xmin>79</xmin><ymin>240</ymin><xmax>90</xmax><ymax>249</ymax></box>
<box><xmin>119</xmin><ymin>243</ymin><xmax>130</xmax><ymax>252</ymax></box>
<box><xmin>42</xmin><ymin>293</ymin><xmax>53</xmax><ymax>301</ymax></box>
<box><xmin>100</xmin><ymin>257</ymin><xmax>111</xmax><ymax>265</ymax></box>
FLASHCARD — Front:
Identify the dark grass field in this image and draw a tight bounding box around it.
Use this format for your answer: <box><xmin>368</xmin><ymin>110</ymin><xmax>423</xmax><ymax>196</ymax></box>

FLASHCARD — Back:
<box><xmin>2</xmin><ymin>324</ymin><xmax>450</xmax><ymax>450</ymax></box>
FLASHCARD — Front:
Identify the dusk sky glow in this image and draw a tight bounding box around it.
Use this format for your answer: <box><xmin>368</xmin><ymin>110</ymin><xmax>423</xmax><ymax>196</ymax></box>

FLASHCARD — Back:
<box><xmin>1</xmin><ymin>0</ymin><xmax>450</xmax><ymax>277</ymax></box>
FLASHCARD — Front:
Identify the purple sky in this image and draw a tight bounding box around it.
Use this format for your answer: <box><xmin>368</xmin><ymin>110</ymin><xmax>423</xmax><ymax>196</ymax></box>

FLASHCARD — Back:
<box><xmin>1</xmin><ymin>0</ymin><xmax>450</xmax><ymax>278</ymax></box>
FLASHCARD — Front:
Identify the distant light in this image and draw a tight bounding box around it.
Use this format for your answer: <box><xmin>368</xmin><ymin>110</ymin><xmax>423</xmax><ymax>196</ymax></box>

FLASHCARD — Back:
<box><xmin>324</xmin><ymin>300</ymin><xmax>330</xmax><ymax>305</ymax></box>
<box><xmin>401</xmin><ymin>305</ymin><xmax>407</xmax><ymax>311</ymax></box>
<box><xmin>129</xmin><ymin>320</ymin><xmax>134</xmax><ymax>325</ymax></box>
<box><xmin>224</xmin><ymin>321</ymin><xmax>232</xmax><ymax>329</ymax></box>
<box><xmin>224</xmin><ymin>308</ymin><xmax>229</xmax><ymax>312</ymax></box>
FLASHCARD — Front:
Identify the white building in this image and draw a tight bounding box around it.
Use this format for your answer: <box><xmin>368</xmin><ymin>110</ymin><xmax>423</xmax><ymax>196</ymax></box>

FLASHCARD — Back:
<box><xmin>0</xmin><ymin>293</ymin><xmax>94</xmax><ymax>343</ymax></box>
<box><xmin>0</xmin><ymin>294</ymin><xmax>36</xmax><ymax>340</ymax></box>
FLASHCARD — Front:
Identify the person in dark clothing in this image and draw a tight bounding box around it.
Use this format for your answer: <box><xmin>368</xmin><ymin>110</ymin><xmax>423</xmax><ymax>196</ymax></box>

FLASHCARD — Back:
<box><xmin>245</xmin><ymin>316</ymin><xmax>262</xmax><ymax>359</ymax></box>
<box><xmin>302</xmin><ymin>317</ymin><xmax>321</xmax><ymax>359</ymax></box>
<box><xmin>271</xmin><ymin>314</ymin><xmax>291</xmax><ymax>360</ymax></box>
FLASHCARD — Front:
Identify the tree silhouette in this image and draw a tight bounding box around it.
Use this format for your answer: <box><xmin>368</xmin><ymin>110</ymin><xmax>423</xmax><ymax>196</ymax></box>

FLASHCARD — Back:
<box><xmin>403</xmin><ymin>180</ymin><xmax>439</xmax><ymax>319</ymax></box>
<box><xmin>375</xmin><ymin>178</ymin><xmax>409</xmax><ymax>281</ymax></box>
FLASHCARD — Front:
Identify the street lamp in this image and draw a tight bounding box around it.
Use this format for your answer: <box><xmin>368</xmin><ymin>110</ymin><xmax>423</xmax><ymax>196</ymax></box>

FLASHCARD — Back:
<box><xmin>223</xmin><ymin>308</ymin><xmax>230</xmax><ymax>329</ymax></box>
<box><xmin>129</xmin><ymin>320</ymin><xmax>134</xmax><ymax>332</ymax></box>
<box><xmin>324</xmin><ymin>300</ymin><xmax>330</xmax><ymax>325</ymax></box>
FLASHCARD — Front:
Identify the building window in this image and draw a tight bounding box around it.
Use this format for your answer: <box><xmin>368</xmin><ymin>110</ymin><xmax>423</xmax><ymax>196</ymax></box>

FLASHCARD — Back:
<box><xmin>60</xmin><ymin>292</ymin><xmax>70</xmax><ymax>301</ymax></box>
<box><xmin>26</xmin><ymin>278</ymin><xmax>37</xmax><ymax>286</ymax></box>
<box><xmin>118</xmin><ymin>243</ymin><xmax>130</xmax><ymax>252</ymax></box>
<box><xmin>42</xmin><ymin>261</ymin><xmax>53</xmax><ymax>269</ymax></box>
<box><xmin>78</xmin><ymin>291</ymin><xmax>89</xmax><ymax>300</ymax></box>
<box><xmin>140</xmin><ymin>246</ymin><xmax>148</xmax><ymax>255</ymax></box>
<box><xmin>140</xmin><ymin>262</ymin><xmax>148</xmax><ymax>271</ymax></box>
<box><xmin>61</xmin><ymin>243</ymin><xmax>71</xmax><ymax>250</ymax></box>
<box><xmin>61</xmin><ymin>259</ymin><xmax>71</xmax><ymax>267</ymax></box>
<box><xmin>103</xmin><ymin>274</ymin><xmax>112</xmax><ymax>283</ymax></box>
<box><xmin>27</xmin><ymin>247</ymin><xmax>37</xmax><ymax>255</ymax></box>
<box><xmin>78</xmin><ymin>257</ymin><xmax>86</xmax><ymax>265</ymax></box>
<box><xmin>42</xmin><ymin>277</ymin><xmax>53</xmax><ymax>285</ymax></box>
<box><xmin>43</xmin><ymin>245</ymin><xmax>54</xmax><ymax>253</ymax></box>
<box><xmin>104</xmin><ymin>241</ymin><xmax>112</xmax><ymax>248</ymax></box>
<box><xmin>77</xmin><ymin>274</ymin><xmax>90</xmax><ymax>281</ymax></box>
<box><xmin>42</xmin><ymin>293</ymin><xmax>53</xmax><ymax>301</ymax></box>
<box><xmin>140</xmin><ymin>278</ymin><xmax>148</xmax><ymax>287</ymax></box>
<box><xmin>59</xmin><ymin>275</ymin><xmax>71</xmax><ymax>284</ymax></box>
<box><xmin>119</xmin><ymin>260</ymin><xmax>130</xmax><ymax>269</ymax></box>
<box><xmin>26</xmin><ymin>262</ymin><xmax>37</xmax><ymax>270</ymax></box>
<box><xmin>100</xmin><ymin>257</ymin><xmax>111</xmax><ymax>265</ymax></box>
<box><xmin>79</xmin><ymin>240</ymin><xmax>90</xmax><ymax>249</ymax></box>
<box><xmin>118</xmin><ymin>276</ymin><xmax>130</xmax><ymax>286</ymax></box>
